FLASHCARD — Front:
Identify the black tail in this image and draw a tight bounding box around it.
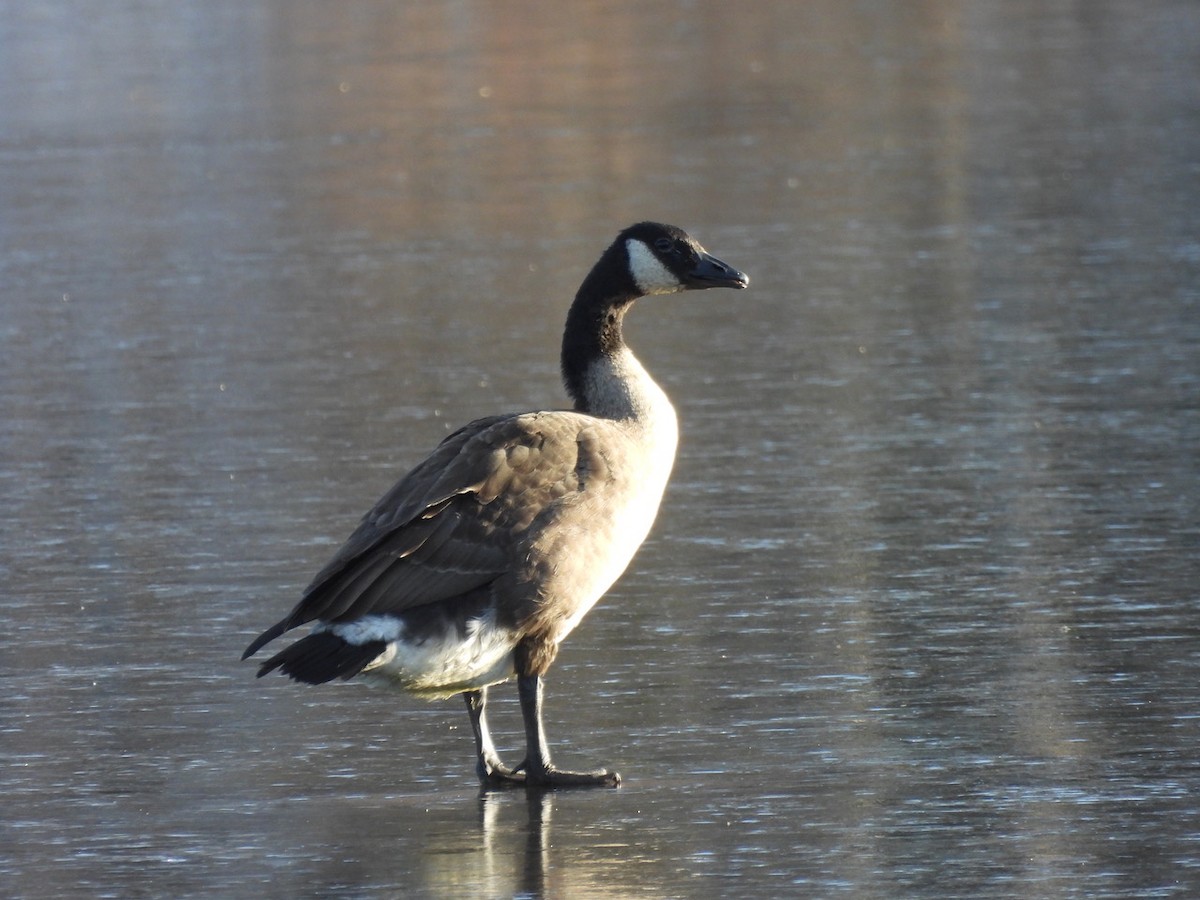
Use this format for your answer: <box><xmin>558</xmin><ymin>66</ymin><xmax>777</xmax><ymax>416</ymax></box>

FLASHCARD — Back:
<box><xmin>255</xmin><ymin>632</ymin><xmax>388</xmax><ymax>684</ymax></box>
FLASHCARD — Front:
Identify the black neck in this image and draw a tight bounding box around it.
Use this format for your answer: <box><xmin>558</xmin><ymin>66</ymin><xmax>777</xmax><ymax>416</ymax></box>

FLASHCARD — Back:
<box><xmin>561</xmin><ymin>243</ymin><xmax>640</xmax><ymax>410</ymax></box>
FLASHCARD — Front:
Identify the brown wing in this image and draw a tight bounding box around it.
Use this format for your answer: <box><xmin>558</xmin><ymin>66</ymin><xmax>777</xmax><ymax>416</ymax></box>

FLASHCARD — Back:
<box><xmin>243</xmin><ymin>410</ymin><xmax>591</xmax><ymax>658</ymax></box>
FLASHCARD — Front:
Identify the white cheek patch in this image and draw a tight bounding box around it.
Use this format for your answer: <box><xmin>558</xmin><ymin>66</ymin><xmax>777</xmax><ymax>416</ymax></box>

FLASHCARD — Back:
<box><xmin>626</xmin><ymin>238</ymin><xmax>684</xmax><ymax>295</ymax></box>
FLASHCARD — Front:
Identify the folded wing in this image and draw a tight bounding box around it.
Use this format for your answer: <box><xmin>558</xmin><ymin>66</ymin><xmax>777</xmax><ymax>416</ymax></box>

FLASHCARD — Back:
<box><xmin>243</xmin><ymin>410</ymin><xmax>592</xmax><ymax>659</ymax></box>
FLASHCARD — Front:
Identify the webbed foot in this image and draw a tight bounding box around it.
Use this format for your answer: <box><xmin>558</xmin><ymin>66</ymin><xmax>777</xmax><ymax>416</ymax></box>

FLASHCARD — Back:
<box><xmin>477</xmin><ymin>755</ymin><xmax>527</xmax><ymax>787</ymax></box>
<box><xmin>515</xmin><ymin>760</ymin><xmax>621</xmax><ymax>788</ymax></box>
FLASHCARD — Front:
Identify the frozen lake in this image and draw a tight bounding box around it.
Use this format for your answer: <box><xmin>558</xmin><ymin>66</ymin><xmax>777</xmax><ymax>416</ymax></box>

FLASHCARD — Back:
<box><xmin>2</xmin><ymin>1</ymin><xmax>1198</xmax><ymax>896</ymax></box>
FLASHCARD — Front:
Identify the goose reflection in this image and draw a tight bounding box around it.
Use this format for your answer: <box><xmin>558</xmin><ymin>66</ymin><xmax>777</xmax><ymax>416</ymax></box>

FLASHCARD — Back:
<box><xmin>479</xmin><ymin>787</ymin><xmax>553</xmax><ymax>897</ymax></box>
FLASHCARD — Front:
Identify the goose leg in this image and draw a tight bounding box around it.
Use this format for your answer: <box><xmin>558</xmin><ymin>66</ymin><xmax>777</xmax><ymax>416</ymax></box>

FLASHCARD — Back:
<box><xmin>514</xmin><ymin>673</ymin><xmax>621</xmax><ymax>788</ymax></box>
<box><xmin>464</xmin><ymin>688</ymin><xmax>522</xmax><ymax>784</ymax></box>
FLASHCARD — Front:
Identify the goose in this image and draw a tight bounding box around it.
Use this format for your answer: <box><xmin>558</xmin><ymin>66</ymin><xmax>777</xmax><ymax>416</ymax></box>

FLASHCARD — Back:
<box><xmin>242</xmin><ymin>222</ymin><xmax>749</xmax><ymax>787</ymax></box>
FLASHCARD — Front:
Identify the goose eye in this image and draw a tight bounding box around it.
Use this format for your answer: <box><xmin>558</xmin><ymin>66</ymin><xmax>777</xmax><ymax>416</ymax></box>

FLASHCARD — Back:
<box><xmin>654</xmin><ymin>237</ymin><xmax>675</xmax><ymax>254</ymax></box>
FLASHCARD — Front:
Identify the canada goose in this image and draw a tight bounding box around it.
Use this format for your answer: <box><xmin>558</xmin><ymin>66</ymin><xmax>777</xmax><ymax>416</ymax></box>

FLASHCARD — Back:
<box><xmin>243</xmin><ymin>222</ymin><xmax>749</xmax><ymax>787</ymax></box>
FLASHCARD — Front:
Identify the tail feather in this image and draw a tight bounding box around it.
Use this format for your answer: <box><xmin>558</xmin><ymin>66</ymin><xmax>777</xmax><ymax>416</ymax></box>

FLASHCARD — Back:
<box><xmin>242</xmin><ymin>619</ymin><xmax>291</xmax><ymax>661</ymax></box>
<box><xmin>255</xmin><ymin>632</ymin><xmax>387</xmax><ymax>684</ymax></box>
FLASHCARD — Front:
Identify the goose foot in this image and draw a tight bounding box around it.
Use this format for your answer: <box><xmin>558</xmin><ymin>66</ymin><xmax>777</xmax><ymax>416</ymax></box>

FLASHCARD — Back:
<box><xmin>515</xmin><ymin>761</ymin><xmax>621</xmax><ymax>788</ymax></box>
<box><xmin>513</xmin><ymin>672</ymin><xmax>622</xmax><ymax>788</ymax></box>
<box><xmin>477</xmin><ymin>756</ymin><xmax>527</xmax><ymax>786</ymax></box>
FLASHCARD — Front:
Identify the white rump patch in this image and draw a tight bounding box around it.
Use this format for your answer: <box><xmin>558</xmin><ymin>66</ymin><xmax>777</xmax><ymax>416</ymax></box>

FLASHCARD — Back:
<box><xmin>322</xmin><ymin>613</ymin><xmax>517</xmax><ymax>699</ymax></box>
<box><xmin>626</xmin><ymin>238</ymin><xmax>684</xmax><ymax>295</ymax></box>
<box><xmin>323</xmin><ymin>615</ymin><xmax>404</xmax><ymax>645</ymax></box>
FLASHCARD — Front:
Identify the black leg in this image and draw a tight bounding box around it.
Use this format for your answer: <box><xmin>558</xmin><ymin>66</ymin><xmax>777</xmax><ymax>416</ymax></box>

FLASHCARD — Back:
<box><xmin>514</xmin><ymin>674</ymin><xmax>621</xmax><ymax>788</ymax></box>
<box><xmin>463</xmin><ymin>688</ymin><xmax>523</xmax><ymax>785</ymax></box>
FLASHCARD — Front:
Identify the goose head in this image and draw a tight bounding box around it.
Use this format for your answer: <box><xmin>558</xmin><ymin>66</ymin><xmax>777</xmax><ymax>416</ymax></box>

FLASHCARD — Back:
<box><xmin>561</xmin><ymin>222</ymin><xmax>750</xmax><ymax>412</ymax></box>
<box><xmin>620</xmin><ymin>221</ymin><xmax>750</xmax><ymax>296</ymax></box>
